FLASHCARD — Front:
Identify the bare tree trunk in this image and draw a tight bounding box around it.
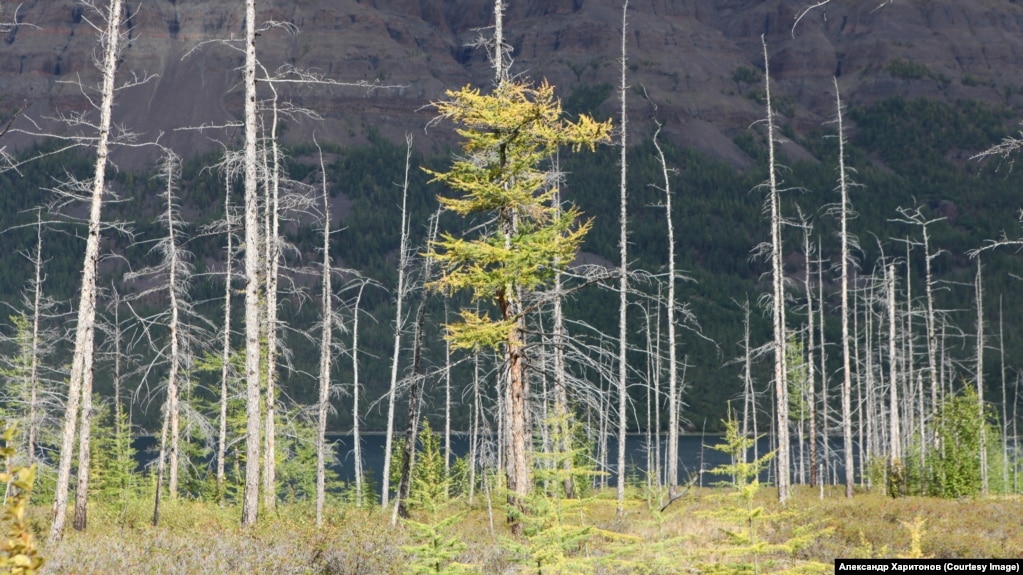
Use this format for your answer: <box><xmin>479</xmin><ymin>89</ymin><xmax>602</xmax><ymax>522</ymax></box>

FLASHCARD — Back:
<box><xmin>834</xmin><ymin>78</ymin><xmax>855</xmax><ymax>498</ymax></box>
<box><xmin>859</xmin><ymin>282</ymin><xmax>870</xmax><ymax>490</ymax></box>
<box><xmin>653</xmin><ymin>123</ymin><xmax>679</xmax><ymax>498</ymax></box>
<box><xmin>217</xmin><ymin>168</ymin><xmax>234</xmax><ymax>500</ymax></box>
<box><xmin>551</xmin><ymin>184</ymin><xmax>574</xmax><ymax>499</ymax></box>
<box><xmin>351</xmin><ymin>281</ymin><xmax>366</xmax><ymax>507</ymax></box>
<box><xmin>493</xmin><ymin>0</ymin><xmax>505</xmax><ymax>83</ymax></box>
<box><xmin>141</xmin><ymin>152</ymin><xmax>186</xmax><ymax>526</ymax></box>
<box><xmin>1000</xmin><ymin>297</ymin><xmax>1009</xmax><ymax>492</ymax></box>
<box><xmin>262</xmin><ymin>86</ymin><xmax>284</xmax><ymax>513</ymax></box>
<box><xmin>468</xmin><ymin>350</ymin><xmax>481</xmax><ymax>505</ymax></box>
<box><xmin>153</xmin><ymin>401</ymin><xmax>169</xmax><ymax>526</ymax></box>
<box><xmin>652</xmin><ymin>297</ymin><xmax>663</xmax><ymax>488</ymax></box>
<box><xmin>975</xmin><ymin>258</ymin><xmax>988</xmax><ymax>494</ymax></box>
<box><xmin>819</xmin><ymin>272</ymin><xmax>829</xmax><ymax>484</ymax></box>
<box><xmin>394</xmin><ymin>211</ymin><xmax>440</xmax><ymax>522</ymax></box>
<box><xmin>887</xmin><ymin>264</ymin><xmax>901</xmax><ymax>468</ymax></box>
<box><xmin>894</xmin><ymin>209</ymin><xmax>944</xmax><ymax>460</ymax></box>
<box><xmin>27</xmin><ymin>212</ymin><xmax>44</xmax><ymax>464</ymax></box>
<box><xmin>803</xmin><ymin>227</ymin><xmax>817</xmax><ymax>488</ymax></box>
<box><xmin>902</xmin><ymin>241</ymin><xmax>915</xmax><ymax>465</ymax></box>
<box><xmin>72</xmin><ymin>353</ymin><xmax>95</xmax><ymax>531</ymax></box>
<box><xmin>922</xmin><ymin>225</ymin><xmax>940</xmax><ymax>448</ymax></box>
<box><xmin>616</xmin><ymin>0</ymin><xmax>630</xmax><ymax>515</ymax></box>
<box><xmin>444</xmin><ymin>305</ymin><xmax>452</xmax><ymax>477</ymax></box>
<box><xmin>1014</xmin><ymin>374</ymin><xmax>1020</xmax><ymax>494</ymax></box>
<box><xmin>315</xmin><ymin>142</ymin><xmax>334</xmax><ymax>527</ymax></box>
<box><xmin>49</xmin><ymin>0</ymin><xmax>124</xmax><ymax>543</ymax></box>
<box><xmin>381</xmin><ymin>136</ymin><xmax>414</xmax><ymax>508</ymax></box>
<box><xmin>241</xmin><ymin>0</ymin><xmax>263</xmax><ymax>528</ymax></box>
<box><xmin>643</xmin><ymin>307</ymin><xmax>654</xmax><ymax>497</ymax></box>
<box><xmin>763</xmin><ymin>35</ymin><xmax>790</xmax><ymax>504</ymax></box>
<box><xmin>111</xmin><ymin>287</ymin><xmax>124</xmax><ymax>462</ymax></box>
<box><xmin>741</xmin><ymin>298</ymin><xmax>755</xmax><ymax>457</ymax></box>
<box><xmin>165</xmin><ymin>153</ymin><xmax>183</xmax><ymax>500</ymax></box>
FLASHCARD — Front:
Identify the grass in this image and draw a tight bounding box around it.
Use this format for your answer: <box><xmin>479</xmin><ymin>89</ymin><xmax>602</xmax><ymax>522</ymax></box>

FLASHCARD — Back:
<box><xmin>29</xmin><ymin>487</ymin><xmax>1023</xmax><ymax>574</ymax></box>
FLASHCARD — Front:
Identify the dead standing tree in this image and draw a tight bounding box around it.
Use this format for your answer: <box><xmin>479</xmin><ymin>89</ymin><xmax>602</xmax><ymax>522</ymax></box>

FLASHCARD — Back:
<box><xmin>753</xmin><ymin>35</ymin><xmax>791</xmax><ymax>504</ymax></box>
<box><xmin>47</xmin><ymin>0</ymin><xmax>133</xmax><ymax>543</ymax></box>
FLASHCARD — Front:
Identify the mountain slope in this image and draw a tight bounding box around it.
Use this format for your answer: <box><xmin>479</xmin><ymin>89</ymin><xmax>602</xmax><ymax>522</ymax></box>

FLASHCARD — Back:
<box><xmin>2</xmin><ymin>1</ymin><xmax>1023</xmax><ymax>165</ymax></box>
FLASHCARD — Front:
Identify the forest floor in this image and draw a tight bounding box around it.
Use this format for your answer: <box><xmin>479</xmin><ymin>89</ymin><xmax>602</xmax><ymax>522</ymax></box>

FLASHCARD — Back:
<box><xmin>31</xmin><ymin>486</ymin><xmax>1023</xmax><ymax>574</ymax></box>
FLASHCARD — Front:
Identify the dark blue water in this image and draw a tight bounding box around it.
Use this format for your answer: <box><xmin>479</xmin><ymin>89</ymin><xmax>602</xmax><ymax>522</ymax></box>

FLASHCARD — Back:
<box><xmin>296</xmin><ymin>431</ymin><xmax>855</xmax><ymax>484</ymax></box>
<box><xmin>133</xmin><ymin>433</ymin><xmax>860</xmax><ymax>488</ymax></box>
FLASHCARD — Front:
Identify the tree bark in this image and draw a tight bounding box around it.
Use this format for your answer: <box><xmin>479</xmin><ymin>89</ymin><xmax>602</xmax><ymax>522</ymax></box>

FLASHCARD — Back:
<box><xmin>217</xmin><ymin>168</ymin><xmax>233</xmax><ymax>501</ymax></box>
<box><xmin>316</xmin><ymin>142</ymin><xmax>333</xmax><ymax>526</ymax></box>
<box><xmin>351</xmin><ymin>281</ymin><xmax>366</xmax><ymax>507</ymax></box>
<box><xmin>551</xmin><ymin>194</ymin><xmax>573</xmax><ymax>499</ymax></box>
<box><xmin>241</xmin><ymin>0</ymin><xmax>262</xmax><ymax>528</ymax></box>
<box><xmin>834</xmin><ymin>78</ymin><xmax>855</xmax><ymax>498</ymax></box>
<box><xmin>49</xmin><ymin>0</ymin><xmax>124</xmax><ymax>543</ymax></box>
<box><xmin>72</xmin><ymin>354</ymin><xmax>94</xmax><ymax>531</ymax></box>
<box><xmin>887</xmin><ymin>263</ymin><xmax>901</xmax><ymax>468</ymax></box>
<box><xmin>803</xmin><ymin>225</ymin><xmax>817</xmax><ymax>488</ymax></box>
<box><xmin>616</xmin><ymin>0</ymin><xmax>630</xmax><ymax>515</ymax></box>
<box><xmin>262</xmin><ymin>87</ymin><xmax>283</xmax><ymax>513</ymax></box>
<box><xmin>165</xmin><ymin>153</ymin><xmax>183</xmax><ymax>500</ymax></box>
<box><xmin>763</xmin><ymin>36</ymin><xmax>790</xmax><ymax>504</ymax></box>
<box><xmin>975</xmin><ymin>258</ymin><xmax>988</xmax><ymax>494</ymax></box>
<box><xmin>394</xmin><ymin>210</ymin><xmax>439</xmax><ymax>523</ymax></box>
<box><xmin>146</xmin><ymin>152</ymin><xmax>185</xmax><ymax>524</ymax></box>
<box><xmin>381</xmin><ymin>138</ymin><xmax>414</xmax><ymax>508</ymax></box>
<box><xmin>653</xmin><ymin>123</ymin><xmax>680</xmax><ymax>498</ymax></box>
<box><xmin>27</xmin><ymin>212</ymin><xmax>44</xmax><ymax>465</ymax></box>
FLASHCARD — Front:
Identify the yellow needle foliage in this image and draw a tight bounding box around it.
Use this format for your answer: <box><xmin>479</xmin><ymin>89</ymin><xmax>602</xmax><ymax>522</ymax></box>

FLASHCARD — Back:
<box><xmin>425</xmin><ymin>79</ymin><xmax>612</xmax><ymax>351</ymax></box>
<box><xmin>0</xmin><ymin>424</ymin><xmax>43</xmax><ymax>575</ymax></box>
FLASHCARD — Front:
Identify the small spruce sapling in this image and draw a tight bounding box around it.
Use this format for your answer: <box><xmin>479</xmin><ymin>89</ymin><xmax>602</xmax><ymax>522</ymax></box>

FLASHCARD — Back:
<box><xmin>703</xmin><ymin>409</ymin><xmax>831</xmax><ymax>575</ymax></box>
<box><xmin>88</xmin><ymin>399</ymin><xmax>139</xmax><ymax>503</ymax></box>
<box><xmin>705</xmin><ymin>410</ymin><xmax>776</xmax><ymax>575</ymax></box>
<box><xmin>389</xmin><ymin>421</ymin><xmax>449</xmax><ymax>514</ymax></box>
<box><xmin>402</xmin><ymin>512</ymin><xmax>478</xmax><ymax>575</ymax></box>
<box><xmin>503</xmin><ymin>413</ymin><xmax>628</xmax><ymax>575</ymax></box>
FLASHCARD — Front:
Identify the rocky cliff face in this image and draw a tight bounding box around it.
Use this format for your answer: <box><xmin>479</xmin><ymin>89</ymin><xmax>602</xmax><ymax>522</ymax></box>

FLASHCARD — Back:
<box><xmin>2</xmin><ymin>0</ymin><xmax>1023</xmax><ymax>165</ymax></box>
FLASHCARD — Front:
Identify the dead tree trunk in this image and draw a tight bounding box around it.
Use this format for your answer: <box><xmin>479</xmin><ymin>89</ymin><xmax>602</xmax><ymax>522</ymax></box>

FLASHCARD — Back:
<box><xmin>834</xmin><ymin>78</ymin><xmax>855</xmax><ymax>498</ymax></box>
<box><xmin>975</xmin><ymin>258</ymin><xmax>988</xmax><ymax>494</ymax></box>
<box><xmin>394</xmin><ymin>211</ymin><xmax>441</xmax><ymax>523</ymax></box>
<box><xmin>616</xmin><ymin>0</ymin><xmax>631</xmax><ymax>515</ymax></box>
<box><xmin>241</xmin><ymin>0</ymin><xmax>263</xmax><ymax>528</ymax></box>
<box><xmin>315</xmin><ymin>142</ymin><xmax>334</xmax><ymax>526</ymax></box>
<box><xmin>653</xmin><ymin>123</ymin><xmax>681</xmax><ymax>498</ymax></box>
<box><xmin>217</xmin><ymin>166</ymin><xmax>235</xmax><ymax>500</ymax></box>
<box><xmin>72</xmin><ymin>350</ymin><xmax>95</xmax><ymax>531</ymax></box>
<box><xmin>351</xmin><ymin>281</ymin><xmax>367</xmax><ymax>507</ymax></box>
<box><xmin>262</xmin><ymin>87</ymin><xmax>284</xmax><ymax>513</ymax></box>
<box><xmin>763</xmin><ymin>35</ymin><xmax>790</xmax><ymax>504</ymax></box>
<box><xmin>886</xmin><ymin>263</ymin><xmax>902</xmax><ymax>469</ymax></box>
<box><xmin>49</xmin><ymin>0</ymin><xmax>125</xmax><ymax>543</ymax></box>
<box><xmin>381</xmin><ymin>136</ymin><xmax>414</xmax><ymax>508</ymax></box>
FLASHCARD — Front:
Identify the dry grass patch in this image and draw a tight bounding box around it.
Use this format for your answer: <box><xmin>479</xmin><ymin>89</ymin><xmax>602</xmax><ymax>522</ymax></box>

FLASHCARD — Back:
<box><xmin>25</xmin><ymin>488</ymin><xmax>1023</xmax><ymax>574</ymax></box>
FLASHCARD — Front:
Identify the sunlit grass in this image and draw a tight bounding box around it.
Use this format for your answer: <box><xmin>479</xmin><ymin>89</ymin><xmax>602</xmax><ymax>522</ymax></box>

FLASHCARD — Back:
<box><xmin>30</xmin><ymin>486</ymin><xmax>1023</xmax><ymax>574</ymax></box>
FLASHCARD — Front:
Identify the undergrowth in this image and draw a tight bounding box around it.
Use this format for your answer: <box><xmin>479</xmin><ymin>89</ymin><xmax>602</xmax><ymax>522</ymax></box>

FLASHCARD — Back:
<box><xmin>28</xmin><ymin>488</ymin><xmax>1023</xmax><ymax>574</ymax></box>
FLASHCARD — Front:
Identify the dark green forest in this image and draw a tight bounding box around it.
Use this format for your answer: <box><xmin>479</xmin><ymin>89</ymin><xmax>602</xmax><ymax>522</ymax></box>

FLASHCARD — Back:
<box><xmin>2</xmin><ymin>94</ymin><xmax>1023</xmax><ymax>436</ymax></box>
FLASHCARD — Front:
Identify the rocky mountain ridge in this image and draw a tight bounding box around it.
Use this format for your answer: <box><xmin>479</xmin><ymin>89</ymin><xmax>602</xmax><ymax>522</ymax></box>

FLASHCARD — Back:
<box><xmin>1</xmin><ymin>0</ymin><xmax>1023</xmax><ymax>165</ymax></box>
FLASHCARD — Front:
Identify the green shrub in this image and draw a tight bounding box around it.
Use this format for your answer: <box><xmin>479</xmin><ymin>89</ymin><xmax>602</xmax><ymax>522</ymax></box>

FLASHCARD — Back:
<box><xmin>928</xmin><ymin>388</ymin><xmax>988</xmax><ymax>498</ymax></box>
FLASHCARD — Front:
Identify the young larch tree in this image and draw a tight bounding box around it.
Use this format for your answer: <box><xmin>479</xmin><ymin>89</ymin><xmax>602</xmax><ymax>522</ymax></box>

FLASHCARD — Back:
<box><xmin>426</xmin><ymin>80</ymin><xmax>610</xmax><ymax>532</ymax></box>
